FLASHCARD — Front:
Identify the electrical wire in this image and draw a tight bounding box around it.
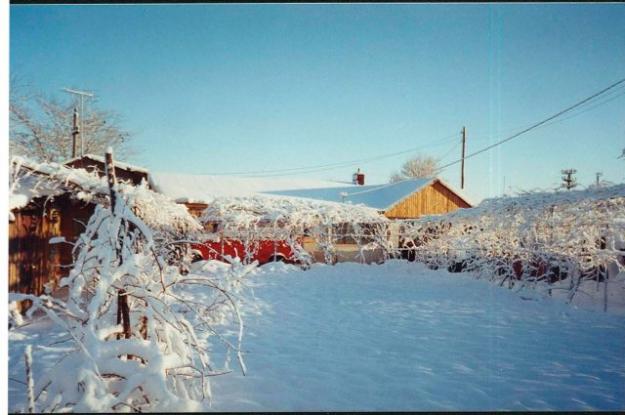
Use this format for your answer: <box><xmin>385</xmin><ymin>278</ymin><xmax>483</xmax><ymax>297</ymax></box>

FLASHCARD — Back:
<box><xmin>343</xmin><ymin>76</ymin><xmax>625</xmax><ymax>198</ymax></box>
<box><xmin>436</xmin><ymin>141</ymin><xmax>462</xmax><ymax>163</ymax></box>
<box><xmin>236</xmin><ymin>82</ymin><xmax>625</xmax><ymax>179</ymax></box>
<box><xmin>220</xmin><ymin>132</ymin><xmax>461</xmax><ymax>177</ymax></box>
<box><xmin>194</xmin><ymin>77</ymin><xmax>624</xmax><ymax>181</ymax></box>
<box><xmin>454</xmin><ymin>83</ymin><xmax>625</xmax><ymax>145</ymax></box>
<box><xmin>436</xmin><ymin>77</ymin><xmax>625</xmax><ymax>172</ymax></box>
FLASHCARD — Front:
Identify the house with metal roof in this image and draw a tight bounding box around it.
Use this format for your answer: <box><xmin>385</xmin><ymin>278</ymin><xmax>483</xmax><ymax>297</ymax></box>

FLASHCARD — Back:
<box><xmin>265</xmin><ymin>176</ymin><xmax>473</xmax><ymax>219</ymax></box>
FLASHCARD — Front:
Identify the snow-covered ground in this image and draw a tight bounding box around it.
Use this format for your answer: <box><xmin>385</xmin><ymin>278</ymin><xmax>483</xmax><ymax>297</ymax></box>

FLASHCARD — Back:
<box><xmin>10</xmin><ymin>261</ymin><xmax>625</xmax><ymax>411</ymax></box>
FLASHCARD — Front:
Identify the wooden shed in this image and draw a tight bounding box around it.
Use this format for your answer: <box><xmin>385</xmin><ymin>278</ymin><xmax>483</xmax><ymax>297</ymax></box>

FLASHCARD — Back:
<box><xmin>265</xmin><ymin>177</ymin><xmax>473</xmax><ymax>220</ymax></box>
<box><xmin>381</xmin><ymin>178</ymin><xmax>472</xmax><ymax>219</ymax></box>
<box><xmin>9</xmin><ymin>156</ymin><xmax>149</xmax><ymax>306</ymax></box>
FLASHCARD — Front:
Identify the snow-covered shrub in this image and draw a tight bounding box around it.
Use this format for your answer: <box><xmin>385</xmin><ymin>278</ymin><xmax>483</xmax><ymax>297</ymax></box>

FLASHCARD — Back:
<box><xmin>400</xmin><ymin>185</ymin><xmax>625</xmax><ymax>309</ymax></box>
<box><xmin>9</xmin><ymin>183</ymin><xmax>253</xmax><ymax>412</ymax></box>
<box><xmin>199</xmin><ymin>195</ymin><xmax>391</xmax><ymax>265</ymax></box>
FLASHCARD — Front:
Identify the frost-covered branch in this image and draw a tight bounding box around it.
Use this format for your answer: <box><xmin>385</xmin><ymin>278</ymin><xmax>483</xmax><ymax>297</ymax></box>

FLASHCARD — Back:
<box><xmin>398</xmin><ymin>184</ymin><xmax>625</xmax><ymax>310</ymax></box>
<box><xmin>9</xmin><ymin>154</ymin><xmax>253</xmax><ymax>412</ymax></box>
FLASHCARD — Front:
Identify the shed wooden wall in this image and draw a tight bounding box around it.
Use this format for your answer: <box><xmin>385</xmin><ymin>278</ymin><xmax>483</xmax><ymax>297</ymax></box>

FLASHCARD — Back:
<box><xmin>9</xmin><ymin>194</ymin><xmax>95</xmax><ymax>306</ymax></box>
<box><xmin>384</xmin><ymin>180</ymin><xmax>471</xmax><ymax>219</ymax></box>
<box><xmin>9</xmin><ymin>202</ymin><xmax>62</xmax><ymax>299</ymax></box>
<box><xmin>184</xmin><ymin>202</ymin><xmax>208</xmax><ymax>218</ymax></box>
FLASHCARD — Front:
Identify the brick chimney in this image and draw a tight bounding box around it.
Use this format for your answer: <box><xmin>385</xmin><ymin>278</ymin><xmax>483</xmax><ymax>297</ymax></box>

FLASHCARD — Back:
<box><xmin>352</xmin><ymin>168</ymin><xmax>365</xmax><ymax>186</ymax></box>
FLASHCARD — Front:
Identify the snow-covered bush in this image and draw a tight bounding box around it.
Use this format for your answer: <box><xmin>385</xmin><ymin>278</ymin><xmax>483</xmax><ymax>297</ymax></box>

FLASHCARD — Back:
<box><xmin>198</xmin><ymin>195</ymin><xmax>392</xmax><ymax>264</ymax></box>
<box><xmin>9</xmin><ymin>162</ymin><xmax>253</xmax><ymax>412</ymax></box>
<box><xmin>400</xmin><ymin>185</ymin><xmax>625</xmax><ymax>309</ymax></box>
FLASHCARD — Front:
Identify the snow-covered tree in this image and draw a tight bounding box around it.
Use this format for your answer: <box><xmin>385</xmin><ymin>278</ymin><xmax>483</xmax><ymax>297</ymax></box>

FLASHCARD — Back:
<box><xmin>9</xmin><ymin>153</ymin><xmax>253</xmax><ymax>412</ymax></box>
<box><xmin>390</xmin><ymin>155</ymin><xmax>439</xmax><ymax>183</ymax></box>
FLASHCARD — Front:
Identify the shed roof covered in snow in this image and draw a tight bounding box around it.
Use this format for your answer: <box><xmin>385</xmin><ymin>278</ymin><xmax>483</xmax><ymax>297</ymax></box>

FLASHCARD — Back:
<box><xmin>64</xmin><ymin>154</ymin><xmax>149</xmax><ymax>174</ymax></box>
<box><xmin>266</xmin><ymin>177</ymin><xmax>473</xmax><ymax>215</ymax></box>
<box><xmin>265</xmin><ymin>178</ymin><xmax>429</xmax><ymax>210</ymax></box>
<box><xmin>149</xmin><ymin>172</ymin><xmax>352</xmax><ymax>204</ymax></box>
<box><xmin>10</xmin><ymin>156</ymin><xmax>199</xmax><ymax>234</ymax></box>
<box><xmin>64</xmin><ymin>154</ymin><xmax>149</xmax><ymax>186</ymax></box>
<box><xmin>149</xmin><ymin>172</ymin><xmax>472</xmax><ymax>220</ymax></box>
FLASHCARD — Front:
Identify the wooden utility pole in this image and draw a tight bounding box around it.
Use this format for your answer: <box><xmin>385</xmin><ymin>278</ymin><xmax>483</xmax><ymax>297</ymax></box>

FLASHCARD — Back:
<box><xmin>461</xmin><ymin>126</ymin><xmax>466</xmax><ymax>189</ymax></box>
<box><xmin>71</xmin><ymin>108</ymin><xmax>80</xmax><ymax>158</ymax></box>
<box><xmin>561</xmin><ymin>168</ymin><xmax>578</xmax><ymax>190</ymax></box>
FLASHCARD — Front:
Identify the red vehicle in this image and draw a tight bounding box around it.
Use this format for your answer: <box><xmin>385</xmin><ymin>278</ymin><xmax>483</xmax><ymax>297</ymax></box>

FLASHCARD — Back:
<box><xmin>191</xmin><ymin>238</ymin><xmax>309</xmax><ymax>266</ymax></box>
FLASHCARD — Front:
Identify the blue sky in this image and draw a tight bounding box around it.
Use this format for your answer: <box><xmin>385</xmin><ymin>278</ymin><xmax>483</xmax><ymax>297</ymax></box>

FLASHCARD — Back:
<box><xmin>9</xmin><ymin>4</ymin><xmax>625</xmax><ymax>202</ymax></box>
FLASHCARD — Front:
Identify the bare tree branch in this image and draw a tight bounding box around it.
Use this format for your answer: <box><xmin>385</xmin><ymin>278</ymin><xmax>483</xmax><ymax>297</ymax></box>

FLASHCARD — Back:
<box><xmin>9</xmin><ymin>83</ymin><xmax>134</xmax><ymax>162</ymax></box>
<box><xmin>390</xmin><ymin>155</ymin><xmax>439</xmax><ymax>183</ymax></box>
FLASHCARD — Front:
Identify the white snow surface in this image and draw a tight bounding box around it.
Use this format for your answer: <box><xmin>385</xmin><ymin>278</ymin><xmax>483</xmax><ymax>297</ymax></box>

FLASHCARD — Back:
<box><xmin>209</xmin><ymin>262</ymin><xmax>625</xmax><ymax>411</ymax></box>
<box><xmin>149</xmin><ymin>172</ymin><xmax>352</xmax><ymax>204</ymax></box>
<box><xmin>10</xmin><ymin>261</ymin><xmax>625</xmax><ymax>411</ymax></box>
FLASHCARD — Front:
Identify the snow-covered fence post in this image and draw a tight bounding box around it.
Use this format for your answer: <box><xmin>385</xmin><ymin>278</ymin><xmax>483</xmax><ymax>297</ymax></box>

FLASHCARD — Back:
<box><xmin>24</xmin><ymin>345</ymin><xmax>35</xmax><ymax>413</ymax></box>
<box><xmin>105</xmin><ymin>149</ymin><xmax>117</xmax><ymax>213</ymax></box>
<box><xmin>604</xmin><ymin>273</ymin><xmax>609</xmax><ymax>313</ymax></box>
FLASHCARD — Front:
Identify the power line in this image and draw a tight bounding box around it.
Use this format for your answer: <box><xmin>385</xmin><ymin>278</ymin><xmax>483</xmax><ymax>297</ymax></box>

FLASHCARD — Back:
<box><xmin>228</xmin><ymin>81</ymin><xmax>624</xmax><ymax>179</ymax></box>
<box><xmin>436</xmin><ymin>77</ymin><xmax>625</xmax><ymax>172</ymax></box>
<box><xmin>436</xmin><ymin>140</ymin><xmax>462</xmax><ymax>162</ymax></box>
<box><xmin>456</xmin><ymin>83</ymin><xmax>625</xmax><ymax>145</ymax></box>
<box><xmin>344</xmin><ymin>76</ymin><xmax>625</xmax><ymax>198</ymax></box>
<box><xmin>198</xmin><ymin>77</ymin><xmax>624</xmax><ymax>181</ymax></box>
<box><xmin>528</xmin><ymin>85</ymin><xmax>625</xmax><ymax>131</ymax></box>
<box><xmin>207</xmin><ymin>132</ymin><xmax>460</xmax><ymax>177</ymax></box>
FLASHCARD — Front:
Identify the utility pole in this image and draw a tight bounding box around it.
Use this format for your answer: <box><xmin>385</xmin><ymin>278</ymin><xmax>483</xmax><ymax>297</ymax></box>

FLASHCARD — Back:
<box><xmin>71</xmin><ymin>108</ymin><xmax>79</xmax><ymax>158</ymax></box>
<box><xmin>460</xmin><ymin>126</ymin><xmax>466</xmax><ymax>189</ymax></box>
<box><xmin>62</xmin><ymin>87</ymin><xmax>94</xmax><ymax>157</ymax></box>
<box><xmin>561</xmin><ymin>168</ymin><xmax>578</xmax><ymax>190</ymax></box>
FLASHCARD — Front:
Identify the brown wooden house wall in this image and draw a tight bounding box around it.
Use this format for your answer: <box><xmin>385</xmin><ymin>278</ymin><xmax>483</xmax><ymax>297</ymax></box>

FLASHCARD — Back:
<box><xmin>384</xmin><ymin>180</ymin><xmax>471</xmax><ymax>219</ymax></box>
<box><xmin>9</xmin><ymin>194</ymin><xmax>95</xmax><ymax>306</ymax></box>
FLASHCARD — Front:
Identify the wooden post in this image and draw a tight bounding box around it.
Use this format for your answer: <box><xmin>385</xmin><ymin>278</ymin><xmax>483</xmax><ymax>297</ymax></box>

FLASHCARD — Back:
<box><xmin>71</xmin><ymin>108</ymin><xmax>79</xmax><ymax>158</ymax></box>
<box><xmin>118</xmin><ymin>289</ymin><xmax>132</xmax><ymax>339</ymax></box>
<box><xmin>105</xmin><ymin>149</ymin><xmax>117</xmax><ymax>212</ymax></box>
<box><xmin>461</xmin><ymin>126</ymin><xmax>466</xmax><ymax>190</ymax></box>
<box><xmin>106</xmin><ymin>150</ymin><xmax>132</xmax><ymax>339</ymax></box>
<box><xmin>140</xmin><ymin>316</ymin><xmax>148</xmax><ymax>340</ymax></box>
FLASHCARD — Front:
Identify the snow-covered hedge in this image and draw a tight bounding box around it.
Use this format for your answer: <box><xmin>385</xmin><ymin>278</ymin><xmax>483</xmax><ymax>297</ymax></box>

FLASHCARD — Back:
<box><xmin>399</xmin><ymin>185</ymin><xmax>625</xmax><ymax>310</ymax></box>
<box><xmin>199</xmin><ymin>195</ymin><xmax>392</xmax><ymax>264</ymax></box>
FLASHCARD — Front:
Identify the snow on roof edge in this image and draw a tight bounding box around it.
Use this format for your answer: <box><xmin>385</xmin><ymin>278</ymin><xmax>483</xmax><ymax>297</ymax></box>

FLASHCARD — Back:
<box><xmin>433</xmin><ymin>177</ymin><xmax>475</xmax><ymax>207</ymax></box>
<box><xmin>64</xmin><ymin>154</ymin><xmax>150</xmax><ymax>174</ymax></box>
